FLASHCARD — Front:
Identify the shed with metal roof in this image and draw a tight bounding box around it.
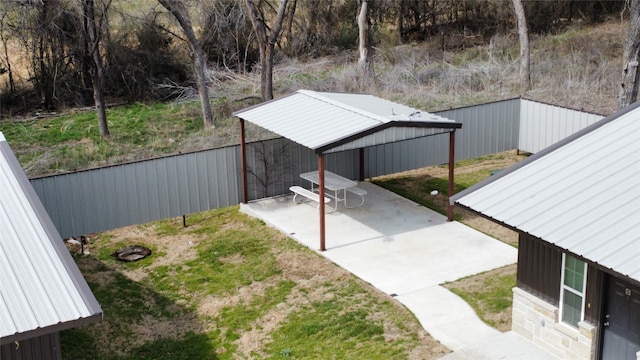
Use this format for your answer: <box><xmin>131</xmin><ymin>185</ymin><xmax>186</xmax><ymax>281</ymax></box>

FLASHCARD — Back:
<box><xmin>451</xmin><ymin>103</ymin><xmax>640</xmax><ymax>360</ymax></box>
<box><xmin>0</xmin><ymin>132</ymin><xmax>102</xmax><ymax>359</ymax></box>
<box><xmin>234</xmin><ymin>90</ymin><xmax>462</xmax><ymax>250</ymax></box>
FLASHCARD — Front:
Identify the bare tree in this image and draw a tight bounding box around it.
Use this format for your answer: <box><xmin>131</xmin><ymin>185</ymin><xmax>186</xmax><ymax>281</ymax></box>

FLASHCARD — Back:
<box><xmin>512</xmin><ymin>0</ymin><xmax>530</xmax><ymax>89</ymax></box>
<box><xmin>158</xmin><ymin>0</ymin><xmax>214</xmax><ymax>128</ymax></box>
<box><xmin>244</xmin><ymin>0</ymin><xmax>289</xmax><ymax>101</ymax></box>
<box><xmin>619</xmin><ymin>0</ymin><xmax>640</xmax><ymax>109</ymax></box>
<box><xmin>0</xmin><ymin>12</ymin><xmax>15</xmax><ymax>94</ymax></box>
<box><xmin>247</xmin><ymin>140</ymin><xmax>291</xmax><ymax>198</ymax></box>
<box><xmin>356</xmin><ymin>0</ymin><xmax>374</xmax><ymax>89</ymax></box>
<box><xmin>84</xmin><ymin>0</ymin><xmax>111</xmax><ymax>138</ymax></box>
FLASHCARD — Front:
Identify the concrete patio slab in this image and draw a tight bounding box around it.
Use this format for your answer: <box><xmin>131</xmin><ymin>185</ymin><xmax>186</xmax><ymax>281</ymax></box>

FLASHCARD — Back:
<box><xmin>240</xmin><ymin>181</ymin><xmax>556</xmax><ymax>359</ymax></box>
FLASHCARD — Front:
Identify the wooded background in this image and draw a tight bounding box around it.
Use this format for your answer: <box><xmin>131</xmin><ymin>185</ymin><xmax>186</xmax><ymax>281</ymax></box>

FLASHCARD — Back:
<box><xmin>0</xmin><ymin>0</ymin><xmax>626</xmax><ymax>120</ymax></box>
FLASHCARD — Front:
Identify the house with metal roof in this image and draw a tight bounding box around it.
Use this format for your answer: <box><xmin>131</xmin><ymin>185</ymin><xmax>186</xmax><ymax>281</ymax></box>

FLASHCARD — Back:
<box><xmin>234</xmin><ymin>89</ymin><xmax>462</xmax><ymax>250</ymax></box>
<box><xmin>0</xmin><ymin>132</ymin><xmax>102</xmax><ymax>360</ymax></box>
<box><xmin>451</xmin><ymin>103</ymin><xmax>640</xmax><ymax>359</ymax></box>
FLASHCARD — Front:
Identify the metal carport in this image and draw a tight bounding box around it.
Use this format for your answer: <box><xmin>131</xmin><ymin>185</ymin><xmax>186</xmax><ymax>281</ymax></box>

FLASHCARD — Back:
<box><xmin>234</xmin><ymin>89</ymin><xmax>462</xmax><ymax>251</ymax></box>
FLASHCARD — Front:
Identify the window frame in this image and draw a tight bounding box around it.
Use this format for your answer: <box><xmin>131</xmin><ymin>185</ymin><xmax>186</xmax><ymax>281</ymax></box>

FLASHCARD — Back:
<box><xmin>558</xmin><ymin>253</ymin><xmax>587</xmax><ymax>328</ymax></box>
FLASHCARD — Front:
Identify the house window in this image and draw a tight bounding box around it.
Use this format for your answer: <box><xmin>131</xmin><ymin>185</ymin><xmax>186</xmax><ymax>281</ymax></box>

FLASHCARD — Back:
<box><xmin>559</xmin><ymin>254</ymin><xmax>587</xmax><ymax>328</ymax></box>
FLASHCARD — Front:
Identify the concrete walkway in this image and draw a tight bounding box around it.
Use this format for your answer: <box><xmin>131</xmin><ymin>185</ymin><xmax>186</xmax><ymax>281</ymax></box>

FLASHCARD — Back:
<box><xmin>240</xmin><ymin>182</ymin><xmax>556</xmax><ymax>359</ymax></box>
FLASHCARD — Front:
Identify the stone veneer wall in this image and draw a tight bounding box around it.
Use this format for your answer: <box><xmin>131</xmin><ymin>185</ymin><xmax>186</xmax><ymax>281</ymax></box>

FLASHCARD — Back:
<box><xmin>512</xmin><ymin>287</ymin><xmax>597</xmax><ymax>359</ymax></box>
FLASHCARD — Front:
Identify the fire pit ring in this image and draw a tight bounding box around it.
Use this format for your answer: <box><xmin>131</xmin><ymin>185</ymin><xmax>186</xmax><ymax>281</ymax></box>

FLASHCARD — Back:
<box><xmin>112</xmin><ymin>245</ymin><xmax>152</xmax><ymax>262</ymax></box>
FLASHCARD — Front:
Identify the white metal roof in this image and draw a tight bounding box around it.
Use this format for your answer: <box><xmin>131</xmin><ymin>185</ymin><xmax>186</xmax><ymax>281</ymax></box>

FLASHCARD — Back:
<box><xmin>452</xmin><ymin>103</ymin><xmax>640</xmax><ymax>283</ymax></box>
<box><xmin>0</xmin><ymin>132</ymin><xmax>102</xmax><ymax>342</ymax></box>
<box><xmin>233</xmin><ymin>90</ymin><xmax>461</xmax><ymax>154</ymax></box>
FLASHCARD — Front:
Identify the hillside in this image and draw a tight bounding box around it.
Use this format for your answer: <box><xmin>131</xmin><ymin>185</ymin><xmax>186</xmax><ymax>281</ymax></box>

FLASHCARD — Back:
<box><xmin>0</xmin><ymin>18</ymin><xmax>625</xmax><ymax>177</ymax></box>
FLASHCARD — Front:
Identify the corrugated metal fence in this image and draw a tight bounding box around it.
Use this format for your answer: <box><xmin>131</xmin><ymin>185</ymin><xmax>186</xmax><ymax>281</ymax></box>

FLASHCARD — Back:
<box><xmin>518</xmin><ymin>99</ymin><xmax>603</xmax><ymax>153</ymax></box>
<box><xmin>30</xmin><ymin>98</ymin><xmax>603</xmax><ymax>239</ymax></box>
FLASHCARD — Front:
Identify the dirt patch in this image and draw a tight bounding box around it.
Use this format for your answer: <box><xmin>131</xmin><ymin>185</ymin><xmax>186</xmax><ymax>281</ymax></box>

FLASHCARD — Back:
<box><xmin>197</xmin><ymin>275</ymin><xmax>285</xmax><ymax>319</ymax></box>
<box><xmin>131</xmin><ymin>313</ymin><xmax>203</xmax><ymax>348</ymax></box>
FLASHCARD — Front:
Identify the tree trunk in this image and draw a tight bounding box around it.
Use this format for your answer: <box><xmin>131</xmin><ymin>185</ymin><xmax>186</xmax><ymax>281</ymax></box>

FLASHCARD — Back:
<box><xmin>245</xmin><ymin>0</ymin><xmax>289</xmax><ymax>101</ymax></box>
<box><xmin>38</xmin><ymin>3</ymin><xmax>48</xmax><ymax>108</ymax></box>
<box><xmin>0</xmin><ymin>14</ymin><xmax>15</xmax><ymax>94</ymax></box>
<box><xmin>158</xmin><ymin>0</ymin><xmax>214</xmax><ymax>128</ymax></box>
<box><xmin>512</xmin><ymin>0</ymin><xmax>530</xmax><ymax>90</ymax></box>
<box><xmin>193</xmin><ymin>46</ymin><xmax>214</xmax><ymax>127</ymax></box>
<box><xmin>357</xmin><ymin>0</ymin><xmax>374</xmax><ymax>89</ymax></box>
<box><xmin>85</xmin><ymin>0</ymin><xmax>109</xmax><ymax>138</ymax></box>
<box><xmin>619</xmin><ymin>0</ymin><xmax>640</xmax><ymax>109</ymax></box>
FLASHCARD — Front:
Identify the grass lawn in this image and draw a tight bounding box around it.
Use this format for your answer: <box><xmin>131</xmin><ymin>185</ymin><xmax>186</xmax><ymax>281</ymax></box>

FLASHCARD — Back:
<box><xmin>62</xmin><ymin>207</ymin><xmax>449</xmax><ymax>359</ymax></box>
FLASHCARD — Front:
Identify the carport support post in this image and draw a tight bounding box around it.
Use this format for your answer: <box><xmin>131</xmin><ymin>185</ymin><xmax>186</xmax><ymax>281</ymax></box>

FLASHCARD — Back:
<box><xmin>358</xmin><ymin>148</ymin><xmax>365</xmax><ymax>181</ymax></box>
<box><xmin>239</xmin><ymin>119</ymin><xmax>248</xmax><ymax>204</ymax></box>
<box><xmin>447</xmin><ymin>130</ymin><xmax>456</xmax><ymax>221</ymax></box>
<box><xmin>318</xmin><ymin>154</ymin><xmax>326</xmax><ymax>251</ymax></box>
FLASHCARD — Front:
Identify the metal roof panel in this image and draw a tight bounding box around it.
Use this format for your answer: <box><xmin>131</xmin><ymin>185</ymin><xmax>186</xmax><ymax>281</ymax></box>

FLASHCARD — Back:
<box><xmin>453</xmin><ymin>104</ymin><xmax>640</xmax><ymax>283</ymax></box>
<box><xmin>234</xmin><ymin>90</ymin><xmax>460</xmax><ymax>153</ymax></box>
<box><xmin>0</xmin><ymin>133</ymin><xmax>102</xmax><ymax>342</ymax></box>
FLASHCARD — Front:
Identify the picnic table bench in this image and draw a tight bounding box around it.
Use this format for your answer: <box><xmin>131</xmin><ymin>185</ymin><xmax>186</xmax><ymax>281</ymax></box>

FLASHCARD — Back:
<box><xmin>289</xmin><ymin>186</ymin><xmax>331</xmax><ymax>207</ymax></box>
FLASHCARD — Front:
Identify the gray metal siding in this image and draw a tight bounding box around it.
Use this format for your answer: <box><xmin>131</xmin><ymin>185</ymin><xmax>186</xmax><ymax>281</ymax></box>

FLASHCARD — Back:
<box><xmin>364</xmin><ymin>98</ymin><xmax>521</xmax><ymax>178</ymax></box>
<box><xmin>1</xmin><ymin>332</ymin><xmax>62</xmax><ymax>360</ymax></box>
<box><xmin>31</xmin><ymin>146</ymin><xmax>241</xmax><ymax>239</ymax></box>
<box><xmin>518</xmin><ymin>99</ymin><xmax>603</xmax><ymax>153</ymax></box>
<box><xmin>438</xmin><ymin>98</ymin><xmax>520</xmax><ymax>161</ymax></box>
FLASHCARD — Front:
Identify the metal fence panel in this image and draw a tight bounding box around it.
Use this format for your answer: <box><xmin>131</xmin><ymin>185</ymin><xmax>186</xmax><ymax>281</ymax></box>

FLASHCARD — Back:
<box><xmin>518</xmin><ymin>99</ymin><xmax>604</xmax><ymax>153</ymax></box>
<box><xmin>438</xmin><ymin>98</ymin><xmax>521</xmax><ymax>160</ymax></box>
<box><xmin>30</xmin><ymin>146</ymin><xmax>241</xmax><ymax>238</ymax></box>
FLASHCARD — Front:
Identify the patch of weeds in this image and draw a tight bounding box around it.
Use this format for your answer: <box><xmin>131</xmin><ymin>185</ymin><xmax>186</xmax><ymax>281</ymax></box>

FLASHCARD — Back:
<box><xmin>217</xmin><ymin>281</ymin><xmax>296</xmax><ymax>342</ymax></box>
<box><xmin>264</xmin><ymin>280</ymin><xmax>409</xmax><ymax>359</ymax></box>
<box><xmin>267</xmin><ymin>304</ymin><xmax>389</xmax><ymax>359</ymax></box>
<box><xmin>279</xmin><ymin>348</ymin><xmax>293</xmax><ymax>357</ymax></box>
<box><xmin>60</xmin><ymin>328</ymin><xmax>102</xmax><ymax>360</ymax></box>
<box><xmin>150</xmin><ymin>219</ymin><xmax>281</xmax><ymax>298</ymax></box>
<box><xmin>154</xmin><ymin>217</ymin><xmax>185</xmax><ymax>236</ymax></box>
<box><xmin>184</xmin><ymin>207</ymin><xmax>241</xmax><ymax>235</ymax></box>
<box><xmin>87</xmin><ymin>271</ymin><xmax>177</xmax><ymax>321</ymax></box>
<box><xmin>128</xmin><ymin>332</ymin><xmax>217</xmax><ymax>360</ymax></box>
<box><xmin>63</xmin><ymin>330</ymin><xmax>217</xmax><ymax>360</ymax></box>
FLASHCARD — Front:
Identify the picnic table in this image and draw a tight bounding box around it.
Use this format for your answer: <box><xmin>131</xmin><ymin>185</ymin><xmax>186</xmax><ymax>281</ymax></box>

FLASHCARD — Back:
<box><xmin>294</xmin><ymin>170</ymin><xmax>366</xmax><ymax>210</ymax></box>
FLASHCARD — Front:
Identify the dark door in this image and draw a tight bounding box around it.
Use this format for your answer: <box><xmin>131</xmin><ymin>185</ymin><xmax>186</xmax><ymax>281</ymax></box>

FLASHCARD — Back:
<box><xmin>602</xmin><ymin>278</ymin><xmax>640</xmax><ymax>359</ymax></box>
